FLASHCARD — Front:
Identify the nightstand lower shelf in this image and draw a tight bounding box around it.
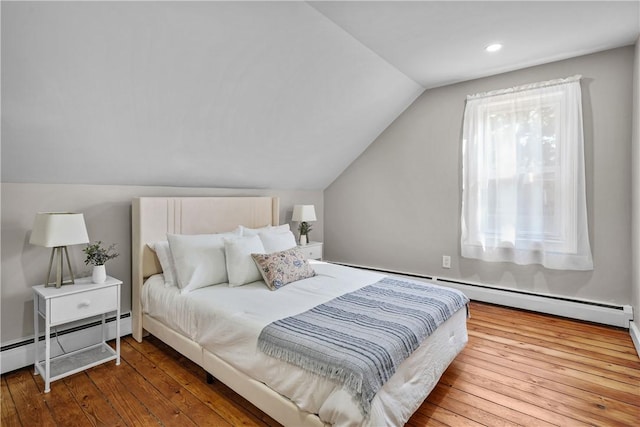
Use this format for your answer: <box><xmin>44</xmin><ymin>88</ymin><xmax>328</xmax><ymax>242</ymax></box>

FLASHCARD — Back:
<box><xmin>35</xmin><ymin>342</ymin><xmax>117</xmax><ymax>384</ymax></box>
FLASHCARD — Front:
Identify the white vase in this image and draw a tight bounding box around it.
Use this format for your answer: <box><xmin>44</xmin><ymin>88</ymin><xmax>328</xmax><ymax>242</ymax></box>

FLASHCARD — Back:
<box><xmin>299</xmin><ymin>235</ymin><xmax>308</xmax><ymax>245</ymax></box>
<box><xmin>92</xmin><ymin>265</ymin><xmax>107</xmax><ymax>284</ymax></box>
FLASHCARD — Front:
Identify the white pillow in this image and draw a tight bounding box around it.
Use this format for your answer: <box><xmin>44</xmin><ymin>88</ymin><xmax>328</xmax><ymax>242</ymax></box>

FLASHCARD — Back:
<box><xmin>149</xmin><ymin>241</ymin><xmax>178</xmax><ymax>287</ymax></box>
<box><xmin>168</xmin><ymin>233</ymin><xmax>234</xmax><ymax>294</ymax></box>
<box><xmin>224</xmin><ymin>235</ymin><xmax>266</xmax><ymax>287</ymax></box>
<box><xmin>259</xmin><ymin>230</ymin><xmax>297</xmax><ymax>253</ymax></box>
<box><xmin>241</xmin><ymin>223</ymin><xmax>290</xmax><ymax>236</ymax></box>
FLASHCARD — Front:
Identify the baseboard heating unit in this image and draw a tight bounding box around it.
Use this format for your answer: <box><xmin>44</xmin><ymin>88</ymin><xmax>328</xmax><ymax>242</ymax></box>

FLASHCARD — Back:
<box><xmin>333</xmin><ymin>262</ymin><xmax>633</xmax><ymax>329</ymax></box>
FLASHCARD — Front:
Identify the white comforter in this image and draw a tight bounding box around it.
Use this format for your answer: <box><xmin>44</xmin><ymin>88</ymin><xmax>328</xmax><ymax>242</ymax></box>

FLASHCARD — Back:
<box><xmin>142</xmin><ymin>261</ymin><xmax>468</xmax><ymax>426</ymax></box>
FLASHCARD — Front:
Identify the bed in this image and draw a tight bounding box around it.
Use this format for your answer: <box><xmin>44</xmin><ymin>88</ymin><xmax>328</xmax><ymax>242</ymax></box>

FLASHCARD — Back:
<box><xmin>132</xmin><ymin>196</ymin><xmax>468</xmax><ymax>426</ymax></box>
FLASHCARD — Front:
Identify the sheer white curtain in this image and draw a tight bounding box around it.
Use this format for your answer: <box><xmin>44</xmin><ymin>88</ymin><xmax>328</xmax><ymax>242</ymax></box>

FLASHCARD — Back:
<box><xmin>461</xmin><ymin>75</ymin><xmax>593</xmax><ymax>270</ymax></box>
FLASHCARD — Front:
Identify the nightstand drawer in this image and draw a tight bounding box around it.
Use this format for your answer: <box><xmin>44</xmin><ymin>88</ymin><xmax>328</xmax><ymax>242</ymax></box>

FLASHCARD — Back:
<box><xmin>49</xmin><ymin>286</ymin><xmax>118</xmax><ymax>325</ymax></box>
<box><xmin>298</xmin><ymin>244</ymin><xmax>322</xmax><ymax>260</ymax></box>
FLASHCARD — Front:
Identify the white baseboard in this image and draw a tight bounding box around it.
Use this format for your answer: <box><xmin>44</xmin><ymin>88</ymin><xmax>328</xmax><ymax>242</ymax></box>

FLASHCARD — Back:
<box><xmin>332</xmin><ymin>262</ymin><xmax>634</xmax><ymax>328</ymax></box>
<box><xmin>630</xmin><ymin>321</ymin><xmax>640</xmax><ymax>358</ymax></box>
<box><xmin>1</xmin><ymin>314</ymin><xmax>132</xmax><ymax>375</ymax></box>
<box><xmin>431</xmin><ymin>278</ymin><xmax>633</xmax><ymax>328</ymax></box>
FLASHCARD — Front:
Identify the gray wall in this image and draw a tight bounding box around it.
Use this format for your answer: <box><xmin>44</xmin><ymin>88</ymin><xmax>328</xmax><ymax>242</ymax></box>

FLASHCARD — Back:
<box><xmin>632</xmin><ymin>38</ymin><xmax>640</xmax><ymax>337</ymax></box>
<box><xmin>325</xmin><ymin>47</ymin><xmax>634</xmax><ymax>306</ymax></box>
<box><xmin>1</xmin><ymin>183</ymin><xmax>323</xmax><ymax>343</ymax></box>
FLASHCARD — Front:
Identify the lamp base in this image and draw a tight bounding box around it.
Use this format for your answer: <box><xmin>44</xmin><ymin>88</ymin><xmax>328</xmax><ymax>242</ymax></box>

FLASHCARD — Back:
<box><xmin>44</xmin><ymin>279</ymin><xmax>75</xmax><ymax>288</ymax></box>
<box><xmin>44</xmin><ymin>246</ymin><xmax>77</xmax><ymax>288</ymax></box>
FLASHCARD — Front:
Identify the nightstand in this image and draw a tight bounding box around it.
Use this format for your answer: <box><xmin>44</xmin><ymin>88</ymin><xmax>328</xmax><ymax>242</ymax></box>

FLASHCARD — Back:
<box><xmin>298</xmin><ymin>241</ymin><xmax>323</xmax><ymax>260</ymax></box>
<box><xmin>33</xmin><ymin>276</ymin><xmax>121</xmax><ymax>393</ymax></box>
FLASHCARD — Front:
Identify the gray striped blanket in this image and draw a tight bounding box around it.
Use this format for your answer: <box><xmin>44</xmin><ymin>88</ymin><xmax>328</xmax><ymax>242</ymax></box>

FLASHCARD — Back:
<box><xmin>257</xmin><ymin>277</ymin><xmax>469</xmax><ymax>415</ymax></box>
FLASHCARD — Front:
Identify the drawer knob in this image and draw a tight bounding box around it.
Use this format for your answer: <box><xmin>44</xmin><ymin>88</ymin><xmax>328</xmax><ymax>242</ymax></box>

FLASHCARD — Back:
<box><xmin>78</xmin><ymin>300</ymin><xmax>91</xmax><ymax>308</ymax></box>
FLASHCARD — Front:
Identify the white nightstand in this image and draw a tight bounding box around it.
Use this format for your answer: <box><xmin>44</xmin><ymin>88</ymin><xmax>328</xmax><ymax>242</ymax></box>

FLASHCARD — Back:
<box><xmin>33</xmin><ymin>276</ymin><xmax>121</xmax><ymax>393</ymax></box>
<box><xmin>298</xmin><ymin>241</ymin><xmax>323</xmax><ymax>260</ymax></box>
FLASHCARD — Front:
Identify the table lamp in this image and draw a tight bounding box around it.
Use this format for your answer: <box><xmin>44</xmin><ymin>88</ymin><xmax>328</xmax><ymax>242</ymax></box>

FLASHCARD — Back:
<box><xmin>292</xmin><ymin>205</ymin><xmax>316</xmax><ymax>245</ymax></box>
<box><xmin>30</xmin><ymin>212</ymin><xmax>90</xmax><ymax>288</ymax></box>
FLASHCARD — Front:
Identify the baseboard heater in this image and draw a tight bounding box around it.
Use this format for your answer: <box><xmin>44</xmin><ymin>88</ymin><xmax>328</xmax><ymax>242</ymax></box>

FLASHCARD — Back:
<box><xmin>332</xmin><ymin>262</ymin><xmax>633</xmax><ymax>328</ymax></box>
<box><xmin>1</xmin><ymin>313</ymin><xmax>132</xmax><ymax>375</ymax></box>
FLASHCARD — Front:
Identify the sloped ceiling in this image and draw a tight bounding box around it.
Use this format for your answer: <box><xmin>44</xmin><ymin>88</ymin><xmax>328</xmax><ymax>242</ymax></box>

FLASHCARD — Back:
<box><xmin>1</xmin><ymin>1</ymin><xmax>423</xmax><ymax>190</ymax></box>
<box><xmin>310</xmin><ymin>1</ymin><xmax>640</xmax><ymax>89</ymax></box>
<box><xmin>2</xmin><ymin>1</ymin><xmax>638</xmax><ymax>190</ymax></box>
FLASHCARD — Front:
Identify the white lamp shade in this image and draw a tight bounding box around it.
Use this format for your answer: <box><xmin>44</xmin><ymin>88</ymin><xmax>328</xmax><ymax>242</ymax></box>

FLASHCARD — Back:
<box><xmin>30</xmin><ymin>213</ymin><xmax>90</xmax><ymax>247</ymax></box>
<box><xmin>292</xmin><ymin>205</ymin><xmax>317</xmax><ymax>222</ymax></box>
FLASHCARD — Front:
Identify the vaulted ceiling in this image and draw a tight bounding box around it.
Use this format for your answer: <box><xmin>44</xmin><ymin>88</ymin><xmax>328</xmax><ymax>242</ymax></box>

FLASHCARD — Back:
<box><xmin>310</xmin><ymin>1</ymin><xmax>640</xmax><ymax>89</ymax></box>
<box><xmin>2</xmin><ymin>1</ymin><xmax>638</xmax><ymax>190</ymax></box>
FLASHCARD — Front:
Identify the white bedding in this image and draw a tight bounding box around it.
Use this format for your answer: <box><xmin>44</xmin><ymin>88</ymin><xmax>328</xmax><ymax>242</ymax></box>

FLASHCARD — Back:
<box><xmin>142</xmin><ymin>261</ymin><xmax>468</xmax><ymax>426</ymax></box>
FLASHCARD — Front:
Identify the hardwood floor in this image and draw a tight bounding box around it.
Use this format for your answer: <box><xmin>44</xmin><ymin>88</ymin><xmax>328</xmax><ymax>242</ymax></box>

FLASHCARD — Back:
<box><xmin>2</xmin><ymin>301</ymin><xmax>639</xmax><ymax>426</ymax></box>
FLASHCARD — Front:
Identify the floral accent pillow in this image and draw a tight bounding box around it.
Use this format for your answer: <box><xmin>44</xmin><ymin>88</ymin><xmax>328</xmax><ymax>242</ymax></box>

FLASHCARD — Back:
<box><xmin>251</xmin><ymin>248</ymin><xmax>316</xmax><ymax>290</ymax></box>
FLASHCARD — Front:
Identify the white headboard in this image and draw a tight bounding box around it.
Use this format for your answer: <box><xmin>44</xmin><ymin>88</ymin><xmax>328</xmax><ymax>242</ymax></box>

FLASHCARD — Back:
<box><xmin>131</xmin><ymin>196</ymin><xmax>279</xmax><ymax>340</ymax></box>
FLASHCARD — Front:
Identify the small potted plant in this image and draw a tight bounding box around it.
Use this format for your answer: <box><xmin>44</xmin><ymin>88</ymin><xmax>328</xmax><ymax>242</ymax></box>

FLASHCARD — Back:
<box><xmin>83</xmin><ymin>241</ymin><xmax>119</xmax><ymax>283</ymax></box>
<box><xmin>298</xmin><ymin>221</ymin><xmax>312</xmax><ymax>245</ymax></box>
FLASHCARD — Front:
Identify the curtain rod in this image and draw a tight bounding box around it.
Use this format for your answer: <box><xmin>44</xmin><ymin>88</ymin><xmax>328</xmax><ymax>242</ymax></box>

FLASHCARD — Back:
<box><xmin>466</xmin><ymin>75</ymin><xmax>582</xmax><ymax>101</ymax></box>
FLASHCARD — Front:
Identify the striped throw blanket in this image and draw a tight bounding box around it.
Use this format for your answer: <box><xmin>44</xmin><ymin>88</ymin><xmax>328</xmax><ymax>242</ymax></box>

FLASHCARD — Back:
<box><xmin>257</xmin><ymin>277</ymin><xmax>469</xmax><ymax>415</ymax></box>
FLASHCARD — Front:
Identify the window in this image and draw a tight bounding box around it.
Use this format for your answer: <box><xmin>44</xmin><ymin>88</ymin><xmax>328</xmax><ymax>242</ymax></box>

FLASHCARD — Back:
<box><xmin>461</xmin><ymin>75</ymin><xmax>593</xmax><ymax>270</ymax></box>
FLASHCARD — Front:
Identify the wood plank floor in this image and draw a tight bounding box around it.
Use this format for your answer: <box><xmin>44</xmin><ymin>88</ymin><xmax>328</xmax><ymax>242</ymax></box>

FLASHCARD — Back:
<box><xmin>2</xmin><ymin>301</ymin><xmax>639</xmax><ymax>426</ymax></box>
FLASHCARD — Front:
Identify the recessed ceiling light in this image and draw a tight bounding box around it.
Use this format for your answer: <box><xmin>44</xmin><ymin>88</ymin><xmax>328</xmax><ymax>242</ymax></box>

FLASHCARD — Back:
<box><xmin>485</xmin><ymin>43</ymin><xmax>503</xmax><ymax>53</ymax></box>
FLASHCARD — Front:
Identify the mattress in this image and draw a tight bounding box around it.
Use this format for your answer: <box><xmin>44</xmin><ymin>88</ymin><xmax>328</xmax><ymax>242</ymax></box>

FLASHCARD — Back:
<box><xmin>142</xmin><ymin>261</ymin><xmax>468</xmax><ymax>426</ymax></box>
